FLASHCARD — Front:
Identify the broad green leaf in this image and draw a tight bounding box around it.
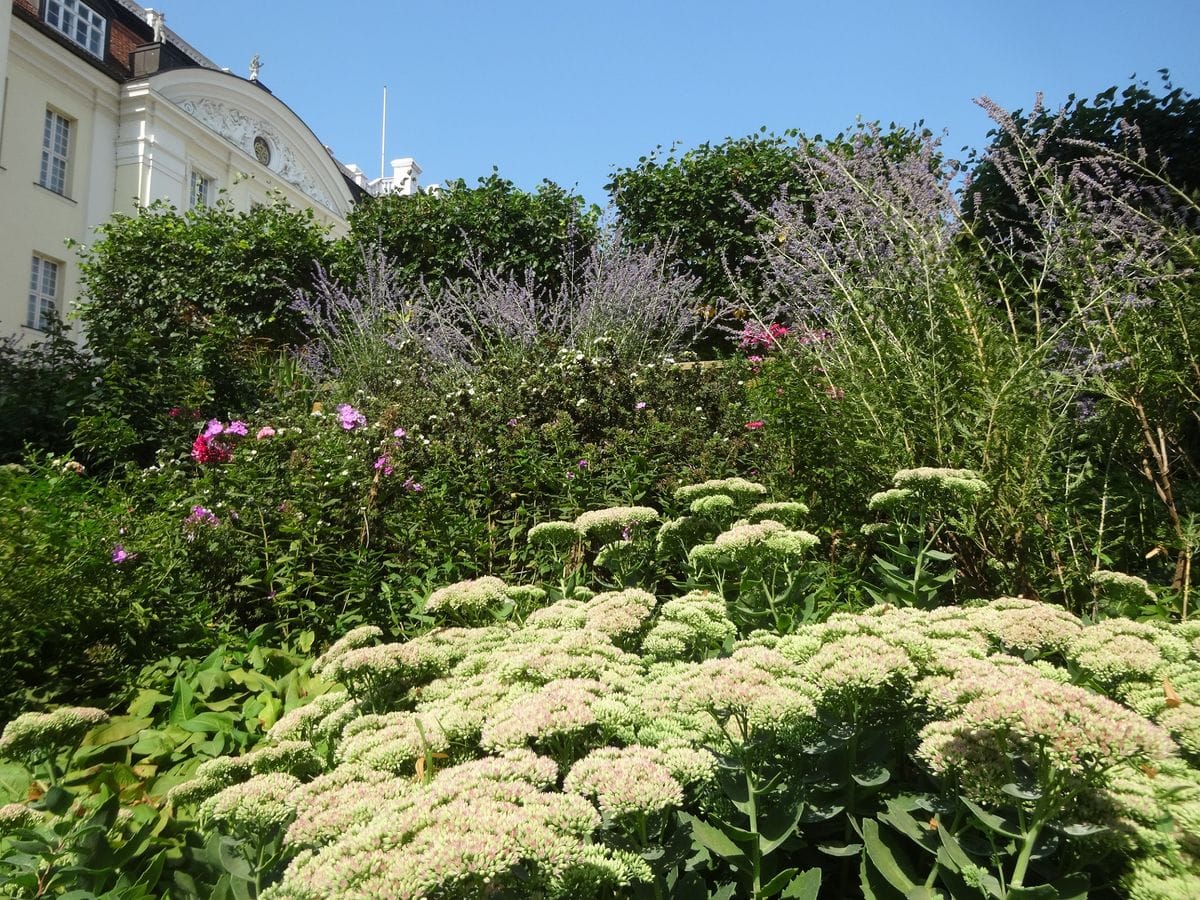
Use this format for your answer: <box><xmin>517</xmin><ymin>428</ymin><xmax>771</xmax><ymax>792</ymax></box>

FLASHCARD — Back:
<box><xmin>0</xmin><ymin>763</ymin><xmax>32</xmax><ymax>803</ymax></box>
<box><xmin>853</xmin><ymin>765</ymin><xmax>891</xmax><ymax>788</ymax></box>
<box><xmin>81</xmin><ymin>716</ymin><xmax>154</xmax><ymax>747</ymax></box>
<box><xmin>861</xmin><ymin>818</ymin><xmax>918</xmax><ymax>893</ymax></box>
<box><xmin>1000</xmin><ymin>782</ymin><xmax>1042</xmax><ymax>801</ymax></box>
<box><xmin>961</xmin><ymin>798</ymin><xmax>1021</xmax><ymax>838</ymax></box>
<box><xmin>761</xmin><ymin>867</ymin><xmax>799</xmax><ymax>897</ymax></box>
<box><xmin>781</xmin><ymin>867</ymin><xmax>822</xmax><ymax>899</ymax></box>
<box><xmin>817</xmin><ymin>841</ymin><xmax>862</xmax><ymax>857</ymax></box>
<box><xmin>683</xmin><ymin>814</ymin><xmax>747</xmax><ymax>862</ymax></box>
<box><xmin>180</xmin><ymin>711</ymin><xmax>236</xmax><ymax>734</ymax></box>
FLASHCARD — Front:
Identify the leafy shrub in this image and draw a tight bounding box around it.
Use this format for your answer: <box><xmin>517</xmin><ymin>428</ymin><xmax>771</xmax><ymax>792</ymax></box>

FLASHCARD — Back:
<box><xmin>72</xmin><ymin>199</ymin><xmax>333</xmax><ymax>467</ymax></box>
<box><xmin>338</xmin><ymin>171</ymin><xmax>599</xmax><ymax>297</ymax></box>
<box><xmin>0</xmin><ymin>323</ymin><xmax>95</xmax><ymax>463</ymax></box>
<box><xmin>8</xmin><ymin>494</ymin><xmax>1195</xmax><ymax>897</ymax></box>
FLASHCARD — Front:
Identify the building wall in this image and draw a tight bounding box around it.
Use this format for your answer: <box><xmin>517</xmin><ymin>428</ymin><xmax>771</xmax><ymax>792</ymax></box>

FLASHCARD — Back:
<box><xmin>0</xmin><ymin>17</ymin><xmax>120</xmax><ymax>338</ymax></box>
<box><xmin>0</xmin><ymin>2</ymin><xmax>354</xmax><ymax>342</ymax></box>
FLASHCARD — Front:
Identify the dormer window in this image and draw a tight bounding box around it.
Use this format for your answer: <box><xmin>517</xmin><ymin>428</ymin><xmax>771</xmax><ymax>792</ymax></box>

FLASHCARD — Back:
<box><xmin>43</xmin><ymin>0</ymin><xmax>107</xmax><ymax>59</ymax></box>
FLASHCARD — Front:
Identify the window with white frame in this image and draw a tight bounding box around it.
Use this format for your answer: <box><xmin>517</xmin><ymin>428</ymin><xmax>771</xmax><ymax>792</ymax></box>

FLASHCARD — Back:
<box><xmin>190</xmin><ymin>170</ymin><xmax>213</xmax><ymax>208</ymax></box>
<box><xmin>43</xmin><ymin>0</ymin><xmax>107</xmax><ymax>59</ymax></box>
<box><xmin>40</xmin><ymin>108</ymin><xmax>70</xmax><ymax>195</ymax></box>
<box><xmin>28</xmin><ymin>255</ymin><xmax>60</xmax><ymax>331</ymax></box>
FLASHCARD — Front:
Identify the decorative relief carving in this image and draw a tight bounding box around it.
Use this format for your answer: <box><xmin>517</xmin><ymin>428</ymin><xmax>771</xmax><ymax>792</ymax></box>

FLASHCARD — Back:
<box><xmin>175</xmin><ymin>97</ymin><xmax>336</xmax><ymax>210</ymax></box>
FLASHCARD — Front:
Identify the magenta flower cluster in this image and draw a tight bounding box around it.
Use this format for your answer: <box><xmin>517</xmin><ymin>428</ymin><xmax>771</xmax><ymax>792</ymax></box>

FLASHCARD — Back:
<box><xmin>738</xmin><ymin>321</ymin><xmax>789</xmax><ymax>352</ymax></box>
<box><xmin>337</xmin><ymin>404</ymin><xmax>367</xmax><ymax>430</ymax></box>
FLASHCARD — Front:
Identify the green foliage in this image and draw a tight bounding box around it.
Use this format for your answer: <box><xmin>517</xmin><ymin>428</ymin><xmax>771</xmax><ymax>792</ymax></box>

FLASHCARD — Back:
<box><xmin>339</xmin><ymin>171</ymin><xmax>599</xmax><ymax>296</ymax></box>
<box><xmin>0</xmin><ymin>324</ymin><xmax>96</xmax><ymax>464</ymax></box>
<box><xmin>72</xmin><ymin>199</ymin><xmax>333</xmax><ymax>466</ymax></box>
<box><xmin>607</xmin><ymin>128</ymin><xmax>807</xmax><ymax>303</ymax></box>
<box><xmin>0</xmin><ymin>634</ymin><xmax>322</xmax><ymax>898</ymax></box>
<box><xmin>964</xmin><ymin>71</ymin><xmax>1200</xmax><ymax>235</ymax></box>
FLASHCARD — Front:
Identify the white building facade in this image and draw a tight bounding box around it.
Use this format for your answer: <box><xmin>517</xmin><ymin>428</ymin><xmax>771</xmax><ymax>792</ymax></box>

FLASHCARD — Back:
<box><xmin>0</xmin><ymin>0</ymin><xmax>361</xmax><ymax>340</ymax></box>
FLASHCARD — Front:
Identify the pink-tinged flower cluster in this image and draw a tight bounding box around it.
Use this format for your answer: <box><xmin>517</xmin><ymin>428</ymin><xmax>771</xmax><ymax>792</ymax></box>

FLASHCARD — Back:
<box><xmin>738</xmin><ymin>321</ymin><xmax>790</xmax><ymax>352</ymax></box>
<box><xmin>744</xmin><ymin>419</ymin><xmax>765</xmax><ymax>430</ymax></box>
<box><xmin>265</xmin><ymin>751</ymin><xmax>649</xmax><ymax>899</ymax></box>
<box><xmin>111</xmin><ymin>544</ymin><xmax>134</xmax><ymax>565</ymax></box>
<box><xmin>256</xmin><ymin>426</ymin><xmax>276</xmax><ymax>440</ymax></box>
<box><xmin>564</xmin><ymin>746</ymin><xmax>684</xmax><ymax>819</ymax></box>
<box><xmin>336</xmin><ymin>403</ymin><xmax>366</xmax><ymax>430</ymax></box>
<box><xmin>373</xmin><ymin>455</ymin><xmax>394</xmax><ymax>476</ymax></box>
<box><xmin>480</xmin><ymin>678</ymin><xmax>608</xmax><ymax>752</ymax></box>
<box><xmin>915</xmin><ymin>655</ymin><xmax>1177</xmax><ymax>803</ymax></box>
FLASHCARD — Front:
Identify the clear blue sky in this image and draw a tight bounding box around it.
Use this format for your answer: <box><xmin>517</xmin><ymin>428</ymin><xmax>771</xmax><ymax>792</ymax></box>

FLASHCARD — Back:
<box><xmin>164</xmin><ymin>0</ymin><xmax>1200</xmax><ymax>206</ymax></box>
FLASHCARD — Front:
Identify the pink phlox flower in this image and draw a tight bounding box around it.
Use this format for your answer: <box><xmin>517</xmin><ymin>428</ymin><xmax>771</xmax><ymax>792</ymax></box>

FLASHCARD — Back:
<box><xmin>168</xmin><ymin>407</ymin><xmax>182</xmax><ymax>419</ymax></box>
<box><xmin>202</xmin><ymin>418</ymin><xmax>225</xmax><ymax>438</ymax></box>
<box><xmin>392</xmin><ymin>427</ymin><xmax>407</xmax><ymax>439</ymax></box>
<box><xmin>111</xmin><ymin>544</ymin><xmax>133</xmax><ymax>564</ymax></box>
<box><xmin>506</xmin><ymin>418</ymin><xmax>519</xmax><ymax>427</ymax></box>
<box><xmin>226</xmin><ymin>420</ymin><xmax>249</xmax><ymax>436</ymax></box>
<box><xmin>577</xmin><ymin>459</ymin><xmax>590</xmax><ymax>470</ymax></box>
<box><xmin>634</xmin><ymin>402</ymin><xmax>647</xmax><ymax>410</ymax></box>
<box><xmin>402</xmin><ymin>476</ymin><xmax>424</xmax><ymax>492</ymax></box>
<box><xmin>191</xmin><ymin>434</ymin><xmax>232</xmax><ymax>465</ymax></box>
<box><xmin>738</xmin><ymin>322</ymin><xmax>790</xmax><ymax>352</ymax></box>
<box><xmin>745</xmin><ymin>420</ymin><xmax>766</xmax><ymax>431</ymax></box>
<box><xmin>373</xmin><ymin>455</ymin><xmax>395</xmax><ymax>476</ymax></box>
<box><xmin>337</xmin><ymin>404</ymin><xmax>367</xmax><ymax>430</ymax></box>
<box><xmin>183</xmin><ymin>505</ymin><xmax>220</xmax><ymax>539</ymax></box>
<box><xmin>256</xmin><ymin>426</ymin><xmax>276</xmax><ymax>440</ymax></box>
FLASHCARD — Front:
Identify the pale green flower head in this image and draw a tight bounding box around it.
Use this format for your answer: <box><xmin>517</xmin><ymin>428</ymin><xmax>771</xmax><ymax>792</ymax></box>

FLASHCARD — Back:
<box><xmin>748</xmin><ymin>501</ymin><xmax>809</xmax><ymax>526</ymax></box>
<box><xmin>1069</xmin><ymin>618</ymin><xmax>1190</xmax><ymax>688</ymax></box>
<box><xmin>311</xmin><ymin>625</ymin><xmax>383</xmax><ymax>676</ymax></box>
<box><xmin>1091</xmin><ymin>570</ymin><xmax>1158</xmax><ymax>608</ymax></box>
<box><xmin>688</xmin><ymin>520</ymin><xmax>817</xmax><ymax>569</ymax></box>
<box><xmin>689</xmin><ymin>493</ymin><xmax>737</xmax><ymax>517</ymax></box>
<box><xmin>200</xmin><ymin>771</ymin><xmax>300</xmax><ymax>834</ymax></box>
<box><xmin>674</xmin><ymin>477</ymin><xmax>769</xmax><ymax>504</ymax></box>
<box><xmin>892</xmin><ymin>467</ymin><xmax>989</xmax><ymax>513</ymax></box>
<box><xmin>527</xmin><ymin>520</ymin><xmax>581</xmax><ymax>550</ymax></box>
<box><xmin>0</xmin><ymin>706</ymin><xmax>109</xmax><ymax>759</ymax></box>
<box><xmin>564</xmin><ymin>746</ymin><xmax>684</xmax><ymax>819</ymax></box>
<box><xmin>0</xmin><ymin>803</ymin><xmax>41</xmax><ymax>834</ymax></box>
<box><xmin>867</xmin><ymin>487</ymin><xmax>914</xmax><ymax>514</ymax></box>
<box><xmin>425</xmin><ymin>576</ymin><xmax>511</xmax><ymax>623</ymax></box>
<box><xmin>505</xmin><ymin>584</ymin><xmax>548</xmax><ymax>606</ymax></box>
<box><xmin>574</xmin><ymin>505</ymin><xmax>659</xmax><ymax>541</ymax></box>
<box><xmin>642</xmin><ymin>590</ymin><xmax>735</xmax><ymax>662</ymax></box>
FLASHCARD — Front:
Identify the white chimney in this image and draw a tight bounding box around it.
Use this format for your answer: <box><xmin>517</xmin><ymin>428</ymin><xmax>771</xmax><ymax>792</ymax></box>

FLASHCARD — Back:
<box><xmin>390</xmin><ymin>158</ymin><xmax>421</xmax><ymax>196</ymax></box>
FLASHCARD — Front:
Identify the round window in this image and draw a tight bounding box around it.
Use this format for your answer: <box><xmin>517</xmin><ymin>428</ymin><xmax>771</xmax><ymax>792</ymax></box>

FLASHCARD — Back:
<box><xmin>253</xmin><ymin>136</ymin><xmax>271</xmax><ymax>166</ymax></box>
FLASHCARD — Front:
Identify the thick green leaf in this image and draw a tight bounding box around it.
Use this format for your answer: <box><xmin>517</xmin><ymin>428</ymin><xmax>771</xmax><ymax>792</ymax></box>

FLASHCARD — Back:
<box><xmin>961</xmin><ymin>798</ymin><xmax>1021</xmax><ymax>838</ymax></box>
<box><xmin>81</xmin><ymin>716</ymin><xmax>154</xmax><ymax>747</ymax></box>
<box><xmin>1000</xmin><ymin>782</ymin><xmax>1042</xmax><ymax>801</ymax></box>
<box><xmin>780</xmin><ymin>867</ymin><xmax>822</xmax><ymax>898</ymax></box>
<box><xmin>853</xmin><ymin>765</ymin><xmax>891</xmax><ymax>788</ymax></box>
<box><xmin>817</xmin><ymin>841</ymin><xmax>863</xmax><ymax>857</ymax></box>
<box><xmin>683</xmin><ymin>814</ymin><xmax>747</xmax><ymax>862</ymax></box>
<box><xmin>761</xmin><ymin>867</ymin><xmax>799</xmax><ymax>897</ymax></box>
<box><xmin>861</xmin><ymin>819</ymin><xmax>918</xmax><ymax>893</ymax></box>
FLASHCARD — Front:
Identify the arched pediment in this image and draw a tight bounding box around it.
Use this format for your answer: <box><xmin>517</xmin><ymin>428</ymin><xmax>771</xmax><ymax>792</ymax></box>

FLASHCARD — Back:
<box><xmin>143</xmin><ymin>68</ymin><xmax>351</xmax><ymax>215</ymax></box>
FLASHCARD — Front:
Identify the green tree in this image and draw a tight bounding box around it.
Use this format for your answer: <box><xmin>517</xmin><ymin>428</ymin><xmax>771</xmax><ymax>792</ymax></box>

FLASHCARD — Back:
<box><xmin>964</xmin><ymin>71</ymin><xmax>1200</xmax><ymax>232</ymax></box>
<box><xmin>73</xmin><ymin>198</ymin><xmax>333</xmax><ymax>466</ymax></box>
<box><xmin>339</xmin><ymin>171</ymin><xmax>599</xmax><ymax>296</ymax></box>
<box><xmin>606</xmin><ymin>128</ymin><xmax>808</xmax><ymax>304</ymax></box>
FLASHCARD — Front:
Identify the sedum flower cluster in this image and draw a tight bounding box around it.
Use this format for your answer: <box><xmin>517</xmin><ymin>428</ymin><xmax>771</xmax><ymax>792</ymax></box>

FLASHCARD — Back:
<box><xmin>161</xmin><ymin>560</ymin><xmax>1200</xmax><ymax>898</ymax></box>
<box><xmin>0</xmin><ymin>706</ymin><xmax>109</xmax><ymax>760</ymax></box>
